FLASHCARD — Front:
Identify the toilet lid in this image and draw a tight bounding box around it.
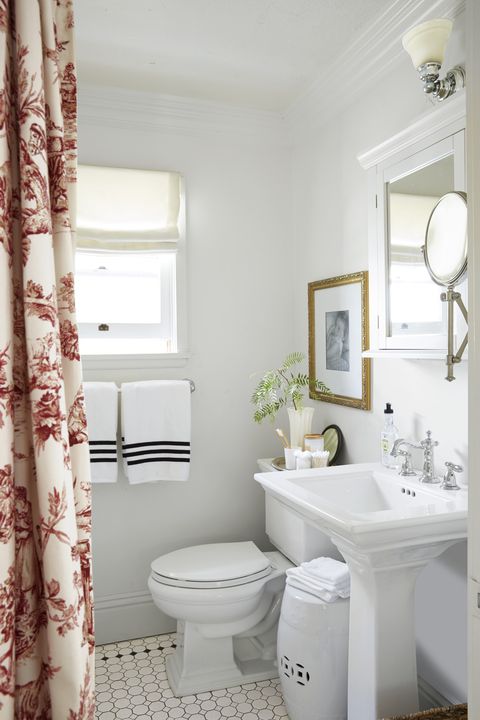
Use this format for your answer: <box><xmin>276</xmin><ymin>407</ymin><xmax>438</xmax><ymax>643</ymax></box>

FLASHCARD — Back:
<box><xmin>151</xmin><ymin>541</ymin><xmax>272</xmax><ymax>588</ymax></box>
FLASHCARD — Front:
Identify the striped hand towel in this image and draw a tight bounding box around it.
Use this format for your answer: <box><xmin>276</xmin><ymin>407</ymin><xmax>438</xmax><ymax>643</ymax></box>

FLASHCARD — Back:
<box><xmin>83</xmin><ymin>382</ymin><xmax>119</xmax><ymax>483</ymax></box>
<box><xmin>121</xmin><ymin>380</ymin><xmax>191</xmax><ymax>484</ymax></box>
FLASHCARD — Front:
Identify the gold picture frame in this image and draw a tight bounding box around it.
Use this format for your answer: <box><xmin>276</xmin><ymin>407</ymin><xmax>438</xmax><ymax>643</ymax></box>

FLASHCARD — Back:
<box><xmin>308</xmin><ymin>271</ymin><xmax>371</xmax><ymax>410</ymax></box>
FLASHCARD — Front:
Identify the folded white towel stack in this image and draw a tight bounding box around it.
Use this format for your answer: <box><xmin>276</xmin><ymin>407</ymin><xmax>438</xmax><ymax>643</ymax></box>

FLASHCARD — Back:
<box><xmin>286</xmin><ymin>557</ymin><xmax>350</xmax><ymax>603</ymax></box>
<box><xmin>83</xmin><ymin>382</ymin><xmax>119</xmax><ymax>483</ymax></box>
<box><xmin>121</xmin><ymin>380</ymin><xmax>191</xmax><ymax>484</ymax></box>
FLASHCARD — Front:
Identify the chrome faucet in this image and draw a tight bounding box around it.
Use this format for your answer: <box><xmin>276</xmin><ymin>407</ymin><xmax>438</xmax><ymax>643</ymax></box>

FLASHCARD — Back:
<box><xmin>390</xmin><ymin>430</ymin><xmax>440</xmax><ymax>481</ymax></box>
<box><xmin>390</xmin><ymin>439</ymin><xmax>421</xmax><ymax>476</ymax></box>
<box><xmin>418</xmin><ymin>430</ymin><xmax>440</xmax><ymax>483</ymax></box>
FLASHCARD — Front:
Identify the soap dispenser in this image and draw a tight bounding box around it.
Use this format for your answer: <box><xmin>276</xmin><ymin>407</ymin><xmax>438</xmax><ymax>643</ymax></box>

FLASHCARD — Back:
<box><xmin>381</xmin><ymin>403</ymin><xmax>399</xmax><ymax>468</ymax></box>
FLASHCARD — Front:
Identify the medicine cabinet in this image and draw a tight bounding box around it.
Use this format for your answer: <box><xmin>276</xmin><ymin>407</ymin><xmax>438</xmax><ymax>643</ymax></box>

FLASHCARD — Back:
<box><xmin>358</xmin><ymin>93</ymin><xmax>466</xmax><ymax>358</ymax></box>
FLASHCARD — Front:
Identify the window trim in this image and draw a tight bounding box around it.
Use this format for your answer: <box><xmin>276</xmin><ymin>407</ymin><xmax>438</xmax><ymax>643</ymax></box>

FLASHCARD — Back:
<box><xmin>81</xmin><ymin>352</ymin><xmax>191</xmax><ymax>372</ymax></box>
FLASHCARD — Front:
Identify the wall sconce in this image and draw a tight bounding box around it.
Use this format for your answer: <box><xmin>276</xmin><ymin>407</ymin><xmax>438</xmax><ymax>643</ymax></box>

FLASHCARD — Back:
<box><xmin>402</xmin><ymin>19</ymin><xmax>465</xmax><ymax>101</ymax></box>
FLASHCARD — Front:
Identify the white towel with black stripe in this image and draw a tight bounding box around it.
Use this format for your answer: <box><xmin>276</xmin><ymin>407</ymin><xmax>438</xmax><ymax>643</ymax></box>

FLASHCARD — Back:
<box><xmin>83</xmin><ymin>382</ymin><xmax>118</xmax><ymax>483</ymax></box>
<box><xmin>121</xmin><ymin>380</ymin><xmax>191</xmax><ymax>484</ymax></box>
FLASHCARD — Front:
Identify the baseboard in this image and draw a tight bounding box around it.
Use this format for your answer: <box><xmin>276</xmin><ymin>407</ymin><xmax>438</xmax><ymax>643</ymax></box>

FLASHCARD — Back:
<box><xmin>95</xmin><ymin>589</ymin><xmax>152</xmax><ymax>612</ymax></box>
<box><xmin>94</xmin><ymin>590</ymin><xmax>175</xmax><ymax>645</ymax></box>
<box><xmin>418</xmin><ymin>676</ymin><xmax>460</xmax><ymax>711</ymax></box>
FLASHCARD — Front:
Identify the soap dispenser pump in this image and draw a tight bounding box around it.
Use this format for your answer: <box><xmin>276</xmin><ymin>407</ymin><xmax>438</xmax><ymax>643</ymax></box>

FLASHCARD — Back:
<box><xmin>381</xmin><ymin>403</ymin><xmax>399</xmax><ymax>468</ymax></box>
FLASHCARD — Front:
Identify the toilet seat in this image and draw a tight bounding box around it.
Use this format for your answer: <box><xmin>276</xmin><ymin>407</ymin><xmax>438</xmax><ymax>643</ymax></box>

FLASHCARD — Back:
<box><xmin>151</xmin><ymin>541</ymin><xmax>272</xmax><ymax>590</ymax></box>
<box><xmin>151</xmin><ymin>565</ymin><xmax>273</xmax><ymax>589</ymax></box>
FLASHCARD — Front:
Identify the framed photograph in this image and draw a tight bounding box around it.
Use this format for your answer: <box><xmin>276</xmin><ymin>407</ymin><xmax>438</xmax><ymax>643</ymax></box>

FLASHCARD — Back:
<box><xmin>308</xmin><ymin>271</ymin><xmax>371</xmax><ymax>410</ymax></box>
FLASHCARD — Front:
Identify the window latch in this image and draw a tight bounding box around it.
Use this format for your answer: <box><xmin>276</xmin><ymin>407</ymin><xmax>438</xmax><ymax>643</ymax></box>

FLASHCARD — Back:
<box><xmin>98</xmin><ymin>323</ymin><xmax>110</xmax><ymax>332</ymax></box>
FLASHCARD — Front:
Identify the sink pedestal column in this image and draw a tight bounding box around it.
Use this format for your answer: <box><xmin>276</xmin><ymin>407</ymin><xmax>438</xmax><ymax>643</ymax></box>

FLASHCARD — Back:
<box><xmin>334</xmin><ymin>538</ymin><xmax>459</xmax><ymax>720</ymax></box>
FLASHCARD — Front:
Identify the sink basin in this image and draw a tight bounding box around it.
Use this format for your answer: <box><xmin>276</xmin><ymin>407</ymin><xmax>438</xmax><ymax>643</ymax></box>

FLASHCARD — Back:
<box><xmin>295</xmin><ymin>469</ymin><xmax>452</xmax><ymax>513</ymax></box>
<box><xmin>255</xmin><ymin>462</ymin><xmax>467</xmax><ymax>719</ymax></box>
<box><xmin>256</xmin><ymin>463</ymin><xmax>466</xmax><ymax>547</ymax></box>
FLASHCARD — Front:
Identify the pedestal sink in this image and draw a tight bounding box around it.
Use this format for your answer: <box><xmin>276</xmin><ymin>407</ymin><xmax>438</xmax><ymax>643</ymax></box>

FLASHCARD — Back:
<box><xmin>254</xmin><ymin>463</ymin><xmax>467</xmax><ymax>720</ymax></box>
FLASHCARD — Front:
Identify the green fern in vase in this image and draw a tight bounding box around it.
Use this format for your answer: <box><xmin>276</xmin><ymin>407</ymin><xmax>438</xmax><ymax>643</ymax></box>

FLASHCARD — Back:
<box><xmin>251</xmin><ymin>352</ymin><xmax>330</xmax><ymax>423</ymax></box>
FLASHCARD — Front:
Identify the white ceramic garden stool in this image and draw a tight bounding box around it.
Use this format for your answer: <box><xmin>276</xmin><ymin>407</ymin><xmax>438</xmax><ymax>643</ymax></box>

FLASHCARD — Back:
<box><xmin>148</xmin><ymin>541</ymin><xmax>293</xmax><ymax>696</ymax></box>
<box><xmin>277</xmin><ymin>583</ymin><xmax>350</xmax><ymax>720</ymax></box>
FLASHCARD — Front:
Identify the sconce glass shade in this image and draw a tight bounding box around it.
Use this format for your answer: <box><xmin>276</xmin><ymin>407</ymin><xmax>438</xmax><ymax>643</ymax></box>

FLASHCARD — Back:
<box><xmin>402</xmin><ymin>18</ymin><xmax>452</xmax><ymax>68</ymax></box>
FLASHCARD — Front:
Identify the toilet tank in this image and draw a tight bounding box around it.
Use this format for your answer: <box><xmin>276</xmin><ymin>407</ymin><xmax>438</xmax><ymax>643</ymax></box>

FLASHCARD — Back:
<box><xmin>265</xmin><ymin>494</ymin><xmax>342</xmax><ymax>565</ymax></box>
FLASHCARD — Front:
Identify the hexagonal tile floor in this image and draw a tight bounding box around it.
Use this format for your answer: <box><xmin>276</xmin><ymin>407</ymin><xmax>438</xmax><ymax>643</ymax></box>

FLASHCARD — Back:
<box><xmin>95</xmin><ymin>633</ymin><xmax>288</xmax><ymax>720</ymax></box>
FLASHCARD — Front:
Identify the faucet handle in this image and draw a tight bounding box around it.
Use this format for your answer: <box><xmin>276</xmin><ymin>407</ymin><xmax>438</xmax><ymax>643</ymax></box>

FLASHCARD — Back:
<box><xmin>397</xmin><ymin>449</ymin><xmax>417</xmax><ymax>477</ymax></box>
<box><xmin>422</xmin><ymin>430</ymin><xmax>438</xmax><ymax>448</ymax></box>
<box><xmin>441</xmin><ymin>461</ymin><xmax>463</xmax><ymax>491</ymax></box>
<box><xmin>445</xmin><ymin>461</ymin><xmax>463</xmax><ymax>473</ymax></box>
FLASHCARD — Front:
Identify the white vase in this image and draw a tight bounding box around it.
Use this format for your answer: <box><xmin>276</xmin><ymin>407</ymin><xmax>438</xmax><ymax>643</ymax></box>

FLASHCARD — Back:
<box><xmin>288</xmin><ymin>407</ymin><xmax>314</xmax><ymax>450</ymax></box>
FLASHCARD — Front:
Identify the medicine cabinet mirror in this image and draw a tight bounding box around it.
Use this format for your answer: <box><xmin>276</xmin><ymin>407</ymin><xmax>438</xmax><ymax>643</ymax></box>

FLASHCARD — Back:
<box><xmin>358</xmin><ymin>94</ymin><xmax>466</xmax><ymax>358</ymax></box>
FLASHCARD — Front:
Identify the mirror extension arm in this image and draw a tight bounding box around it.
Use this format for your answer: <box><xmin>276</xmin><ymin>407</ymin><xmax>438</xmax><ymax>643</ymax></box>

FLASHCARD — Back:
<box><xmin>441</xmin><ymin>289</ymin><xmax>468</xmax><ymax>382</ymax></box>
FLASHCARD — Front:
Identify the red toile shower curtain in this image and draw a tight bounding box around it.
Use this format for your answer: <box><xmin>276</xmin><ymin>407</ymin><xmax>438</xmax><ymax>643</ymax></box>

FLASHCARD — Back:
<box><xmin>0</xmin><ymin>0</ymin><xmax>95</xmax><ymax>717</ymax></box>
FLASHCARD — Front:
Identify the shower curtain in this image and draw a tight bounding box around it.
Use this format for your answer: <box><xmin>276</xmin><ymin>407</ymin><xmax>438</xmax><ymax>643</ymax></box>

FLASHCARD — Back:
<box><xmin>0</xmin><ymin>0</ymin><xmax>94</xmax><ymax>717</ymax></box>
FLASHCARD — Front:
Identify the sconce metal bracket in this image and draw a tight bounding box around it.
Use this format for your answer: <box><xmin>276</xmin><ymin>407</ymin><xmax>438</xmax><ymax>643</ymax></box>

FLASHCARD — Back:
<box><xmin>418</xmin><ymin>63</ymin><xmax>466</xmax><ymax>101</ymax></box>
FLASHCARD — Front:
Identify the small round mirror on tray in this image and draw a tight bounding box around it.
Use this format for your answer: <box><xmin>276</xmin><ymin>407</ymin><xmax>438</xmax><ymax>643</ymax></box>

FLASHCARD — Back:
<box><xmin>322</xmin><ymin>425</ymin><xmax>343</xmax><ymax>466</ymax></box>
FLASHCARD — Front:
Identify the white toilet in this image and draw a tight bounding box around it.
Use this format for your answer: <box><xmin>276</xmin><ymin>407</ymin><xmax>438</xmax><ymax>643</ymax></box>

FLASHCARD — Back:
<box><xmin>148</xmin><ymin>541</ymin><xmax>293</xmax><ymax>696</ymax></box>
<box><xmin>149</xmin><ymin>487</ymin><xmax>340</xmax><ymax>697</ymax></box>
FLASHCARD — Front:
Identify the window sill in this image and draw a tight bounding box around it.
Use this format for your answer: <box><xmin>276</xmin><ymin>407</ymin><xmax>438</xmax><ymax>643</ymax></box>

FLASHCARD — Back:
<box><xmin>81</xmin><ymin>352</ymin><xmax>190</xmax><ymax>371</ymax></box>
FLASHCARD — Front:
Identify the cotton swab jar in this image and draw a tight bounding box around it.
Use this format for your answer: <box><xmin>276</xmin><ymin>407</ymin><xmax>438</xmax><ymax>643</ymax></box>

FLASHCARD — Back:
<box><xmin>312</xmin><ymin>450</ymin><xmax>330</xmax><ymax>468</ymax></box>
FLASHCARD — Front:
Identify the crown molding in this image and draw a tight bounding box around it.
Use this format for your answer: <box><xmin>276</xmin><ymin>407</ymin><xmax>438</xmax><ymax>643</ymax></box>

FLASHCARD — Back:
<box><xmin>357</xmin><ymin>89</ymin><xmax>465</xmax><ymax>168</ymax></box>
<box><xmin>78</xmin><ymin>0</ymin><xmax>465</xmax><ymax>148</ymax></box>
<box><xmin>78</xmin><ymin>85</ymin><xmax>289</xmax><ymax>147</ymax></box>
<box><xmin>285</xmin><ymin>0</ymin><xmax>466</xmax><ymax>140</ymax></box>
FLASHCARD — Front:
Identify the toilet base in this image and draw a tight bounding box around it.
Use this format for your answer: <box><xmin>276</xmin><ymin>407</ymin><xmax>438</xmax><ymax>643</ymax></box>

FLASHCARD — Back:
<box><xmin>166</xmin><ymin>623</ymin><xmax>279</xmax><ymax>696</ymax></box>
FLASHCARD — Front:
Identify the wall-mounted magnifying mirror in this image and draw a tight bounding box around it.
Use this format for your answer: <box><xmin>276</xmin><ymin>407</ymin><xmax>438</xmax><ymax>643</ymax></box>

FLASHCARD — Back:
<box><xmin>422</xmin><ymin>191</ymin><xmax>468</xmax><ymax>381</ymax></box>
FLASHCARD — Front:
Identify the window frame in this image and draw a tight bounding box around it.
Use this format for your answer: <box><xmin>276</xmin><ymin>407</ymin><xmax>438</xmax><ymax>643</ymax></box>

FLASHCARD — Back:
<box><xmin>76</xmin><ymin>171</ymin><xmax>188</xmax><ymax>370</ymax></box>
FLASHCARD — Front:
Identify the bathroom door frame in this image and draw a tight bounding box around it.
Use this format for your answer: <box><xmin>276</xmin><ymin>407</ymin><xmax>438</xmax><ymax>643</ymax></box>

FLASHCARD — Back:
<box><xmin>467</xmin><ymin>0</ymin><xmax>480</xmax><ymax>714</ymax></box>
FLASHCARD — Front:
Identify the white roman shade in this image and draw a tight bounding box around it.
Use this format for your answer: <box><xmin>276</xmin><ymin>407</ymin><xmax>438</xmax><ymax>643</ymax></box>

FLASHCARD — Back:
<box><xmin>77</xmin><ymin>165</ymin><xmax>181</xmax><ymax>251</ymax></box>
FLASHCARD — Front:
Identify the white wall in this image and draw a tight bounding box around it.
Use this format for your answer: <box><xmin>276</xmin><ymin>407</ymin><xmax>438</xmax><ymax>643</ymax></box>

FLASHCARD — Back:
<box><xmin>290</xmin><ymin>15</ymin><xmax>467</xmax><ymax>704</ymax></box>
<box><xmin>78</xmin><ymin>109</ymin><xmax>293</xmax><ymax>643</ymax></box>
<box><xmin>79</xmin><ymin>10</ymin><xmax>468</xmax><ymax>703</ymax></box>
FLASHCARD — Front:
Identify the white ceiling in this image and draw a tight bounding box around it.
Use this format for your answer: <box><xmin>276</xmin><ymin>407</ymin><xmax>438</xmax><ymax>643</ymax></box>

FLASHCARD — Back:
<box><xmin>75</xmin><ymin>0</ymin><xmax>389</xmax><ymax>112</ymax></box>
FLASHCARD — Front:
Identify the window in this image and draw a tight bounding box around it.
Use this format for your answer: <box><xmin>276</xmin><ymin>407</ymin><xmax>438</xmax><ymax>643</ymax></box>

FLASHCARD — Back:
<box><xmin>75</xmin><ymin>165</ymin><xmax>185</xmax><ymax>356</ymax></box>
<box><xmin>76</xmin><ymin>251</ymin><xmax>176</xmax><ymax>354</ymax></box>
